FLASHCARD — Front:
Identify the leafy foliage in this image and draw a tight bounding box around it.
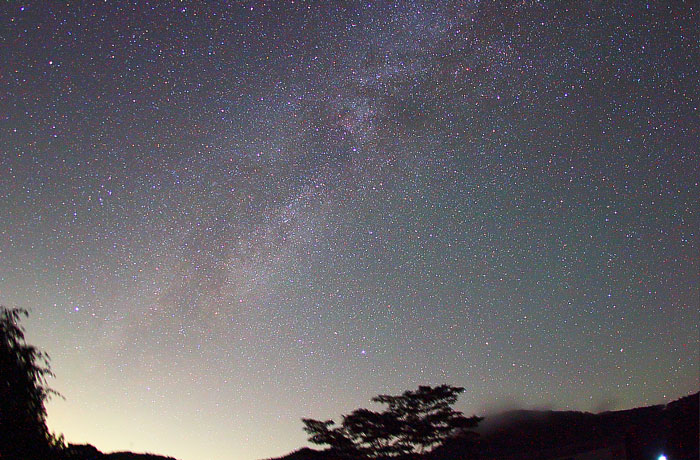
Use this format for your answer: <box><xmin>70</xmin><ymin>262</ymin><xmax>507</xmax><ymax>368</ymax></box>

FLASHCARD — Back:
<box><xmin>0</xmin><ymin>306</ymin><xmax>62</xmax><ymax>460</ymax></box>
<box><xmin>302</xmin><ymin>385</ymin><xmax>482</xmax><ymax>458</ymax></box>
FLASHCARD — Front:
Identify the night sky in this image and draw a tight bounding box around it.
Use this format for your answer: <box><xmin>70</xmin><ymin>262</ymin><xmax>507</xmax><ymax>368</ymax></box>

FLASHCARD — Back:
<box><xmin>1</xmin><ymin>2</ymin><xmax>698</xmax><ymax>460</ymax></box>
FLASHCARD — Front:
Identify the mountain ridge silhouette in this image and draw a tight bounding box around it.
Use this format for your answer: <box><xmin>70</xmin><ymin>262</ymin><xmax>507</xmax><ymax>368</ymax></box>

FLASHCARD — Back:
<box><xmin>35</xmin><ymin>391</ymin><xmax>698</xmax><ymax>460</ymax></box>
<box><xmin>269</xmin><ymin>391</ymin><xmax>698</xmax><ymax>460</ymax></box>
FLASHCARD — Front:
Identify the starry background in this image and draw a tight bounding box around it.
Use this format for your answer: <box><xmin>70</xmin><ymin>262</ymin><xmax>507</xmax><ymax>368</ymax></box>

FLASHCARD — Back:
<box><xmin>0</xmin><ymin>1</ymin><xmax>698</xmax><ymax>460</ymax></box>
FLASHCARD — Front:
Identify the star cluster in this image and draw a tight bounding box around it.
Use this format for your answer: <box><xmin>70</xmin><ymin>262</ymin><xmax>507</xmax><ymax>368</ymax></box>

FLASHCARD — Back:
<box><xmin>0</xmin><ymin>2</ymin><xmax>697</xmax><ymax>460</ymax></box>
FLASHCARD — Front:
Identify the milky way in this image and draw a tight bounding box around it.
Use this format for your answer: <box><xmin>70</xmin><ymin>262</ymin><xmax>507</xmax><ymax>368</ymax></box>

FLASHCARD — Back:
<box><xmin>1</xmin><ymin>2</ymin><xmax>697</xmax><ymax>460</ymax></box>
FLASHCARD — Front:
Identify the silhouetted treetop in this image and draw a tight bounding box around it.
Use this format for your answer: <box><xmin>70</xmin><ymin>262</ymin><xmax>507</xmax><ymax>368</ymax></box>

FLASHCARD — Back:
<box><xmin>302</xmin><ymin>384</ymin><xmax>482</xmax><ymax>458</ymax></box>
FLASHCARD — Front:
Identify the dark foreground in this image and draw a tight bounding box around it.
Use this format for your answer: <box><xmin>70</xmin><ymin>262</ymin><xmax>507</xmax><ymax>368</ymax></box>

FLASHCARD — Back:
<box><xmin>6</xmin><ymin>392</ymin><xmax>697</xmax><ymax>460</ymax></box>
<box><xmin>270</xmin><ymin>392</ymin><xmax>698</xmax><ymax>460</ymax></box>
<box><xmin>62</xmin><ymin>444</ymin><xmax>177</xmax><ymax>460</ymax></box>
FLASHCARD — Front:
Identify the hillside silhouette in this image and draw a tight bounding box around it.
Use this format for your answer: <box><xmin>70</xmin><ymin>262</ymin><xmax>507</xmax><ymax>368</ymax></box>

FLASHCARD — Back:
<box><xmin>64</xmin><ymin>444</ymin><xmax>177</xmax><ymax>460</ymax></box>
<box><xmin>468</xmin><ymin>392</ymin><xmax>698</xmax><ymax>460</ymax></box>
<box><xmin>2</xmin><ymin>306</ymin><xmax>697</xmax><ymax>460</ymax></box>
<box><xmin>272</xmin><ymin>392</ymin><xmax>698</xmax><ymax>460</ymax></box>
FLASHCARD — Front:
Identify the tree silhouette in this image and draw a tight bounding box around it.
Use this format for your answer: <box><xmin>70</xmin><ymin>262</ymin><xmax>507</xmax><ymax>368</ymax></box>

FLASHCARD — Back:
<box><xmin>373</xmin><ymin>385</ymin><xmax>481</xmax><ymax>454</ymax></box>
<box><xmin>302</xmin><ymin>385</ymin><xmax>482</xmax><ymax>458</ymax></box>
<box><xmin>343</xmin><ymin>408</ymin><xmax>404</xmax><ymax>457</ymax></box>
<box><xmin>0</xmin><ymin>306</ymin><xmax>62</xmax><ymax>460</ymax></box>
<box><xmin>301</xmin><ymin>418</ymin><xmax>358</xmax><ymax>457</ymax></box>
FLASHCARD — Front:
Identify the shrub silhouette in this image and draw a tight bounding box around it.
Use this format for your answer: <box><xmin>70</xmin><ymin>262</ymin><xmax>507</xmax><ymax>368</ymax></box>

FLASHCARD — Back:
<box><xmin>302</xmin><ymin>385</ymin><xmax>482</xmax><ymax>458</ymax></box>
<box><xmin>0</xmin><ymin>306</ymin><xmax>63</xmax><ymax>460</ymax></box>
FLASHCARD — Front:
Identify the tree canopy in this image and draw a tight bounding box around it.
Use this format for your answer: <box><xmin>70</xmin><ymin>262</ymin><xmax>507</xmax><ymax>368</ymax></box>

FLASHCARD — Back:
<box><xmin>302</xmin><ymin>385</ymin><xmax>482</xmax><ymax>458</ymax></box>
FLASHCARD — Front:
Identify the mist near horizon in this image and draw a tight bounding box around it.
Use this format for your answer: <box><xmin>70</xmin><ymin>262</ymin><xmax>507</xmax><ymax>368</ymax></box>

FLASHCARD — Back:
<box><xmin>1</xmin><ymin>2</ymin><xmax>697</xmax><ymax>460</ymax></box>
